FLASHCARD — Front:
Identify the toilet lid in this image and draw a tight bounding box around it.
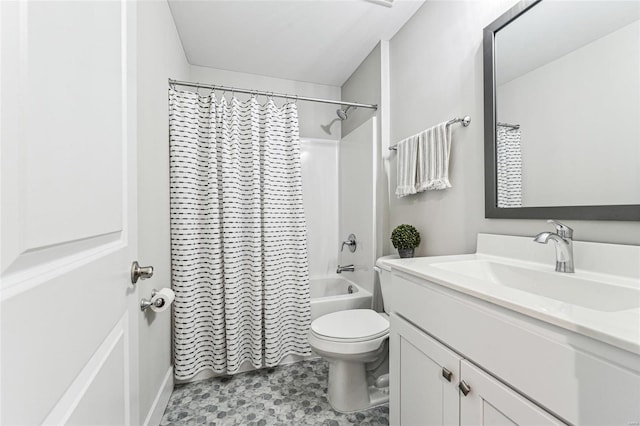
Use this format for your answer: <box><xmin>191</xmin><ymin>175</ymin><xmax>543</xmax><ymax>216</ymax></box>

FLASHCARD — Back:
<box><xmin>311</xmin><ymin>309</ymin><xmax>389</xmax><ymax>341</ymax></box>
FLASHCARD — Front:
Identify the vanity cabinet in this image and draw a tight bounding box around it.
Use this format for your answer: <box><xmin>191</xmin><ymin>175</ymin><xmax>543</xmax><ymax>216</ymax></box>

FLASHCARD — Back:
<box><xmin>389</xmin><ymin>313</ymin><xmax>461</xmax><ymax>426</ymax></box>
<box><xmin>459</xmin><ymin>360</ymin><xmax>562</xmax><ymax>426</ymax></box>
<box><xmin>388</xmin><ymin>270</ymin><xmax>640</xmax><ymax>426</ymax></box>
<box><xmin>390</xmin><ymin>313</ymin><xmax>563</xmax><ymax>426</ymax></box>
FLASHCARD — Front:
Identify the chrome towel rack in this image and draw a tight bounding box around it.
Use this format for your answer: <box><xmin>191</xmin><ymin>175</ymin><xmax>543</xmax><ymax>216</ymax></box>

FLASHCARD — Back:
<box><xmin>498</xmin><ymin>121</ymin><xmax>520</xmax><ymax>130</ymax></box>
<box><xmin>389</xmin><ymin>116</ymin><xmax>471</xmax><ymax>151</ymax></box>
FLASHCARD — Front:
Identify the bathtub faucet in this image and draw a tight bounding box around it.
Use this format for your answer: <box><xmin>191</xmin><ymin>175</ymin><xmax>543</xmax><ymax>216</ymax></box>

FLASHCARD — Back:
<box><xmin>336</xmin><ymin>264</ymin><xmax>355</xmax><ymax>274</ymax></box>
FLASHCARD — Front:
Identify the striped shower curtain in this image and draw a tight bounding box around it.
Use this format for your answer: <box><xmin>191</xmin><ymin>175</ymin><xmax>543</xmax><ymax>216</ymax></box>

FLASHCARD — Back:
<box><xmin>169</xmin><ymin>88</ymin><xmax>312</xmax><ymax>379</ymax></box>
<box><xmin>496</xmin><ymin>126</ymin><xmax>523</xmax><ymax>208</ymax></box>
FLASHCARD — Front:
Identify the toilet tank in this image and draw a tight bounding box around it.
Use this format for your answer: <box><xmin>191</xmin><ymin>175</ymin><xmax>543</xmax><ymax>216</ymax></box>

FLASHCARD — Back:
<box><xmin>375</xmin><ymin>255</ymin><xmax>398</xmax><ymax>314</ymax></box>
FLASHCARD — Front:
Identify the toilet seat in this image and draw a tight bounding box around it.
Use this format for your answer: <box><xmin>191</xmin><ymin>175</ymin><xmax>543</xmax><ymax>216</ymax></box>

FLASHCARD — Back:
<box><xmin>311</xmin><ymin>309</ymin><xmax>389</xmax><ymax>342</ymax></box>
<box><xmin>309</xmin><ymin>309</ymin><xmax>389</xmax><ymax>356</ymax></box>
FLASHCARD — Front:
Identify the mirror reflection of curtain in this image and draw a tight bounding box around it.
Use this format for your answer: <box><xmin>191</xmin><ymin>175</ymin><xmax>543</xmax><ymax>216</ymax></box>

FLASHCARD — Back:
<box><xmin>496</xmin><ymin>126</ymin><xmax>522</xmax><ymax>208</ymax></box>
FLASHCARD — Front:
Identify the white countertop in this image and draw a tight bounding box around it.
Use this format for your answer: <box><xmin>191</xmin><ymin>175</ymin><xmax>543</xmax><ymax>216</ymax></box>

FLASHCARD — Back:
<box><xmin>384</xmin><ymin>234</ymin><xmax>640</xmax><ymax>356</ymax></box>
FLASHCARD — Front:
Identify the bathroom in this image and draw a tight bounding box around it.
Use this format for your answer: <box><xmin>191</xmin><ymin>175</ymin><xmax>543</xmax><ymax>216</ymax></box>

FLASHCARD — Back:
<box><xmin>1</xmin><ymin>0</ymin><xmax>639</xmax><ymax>425</ymax></box>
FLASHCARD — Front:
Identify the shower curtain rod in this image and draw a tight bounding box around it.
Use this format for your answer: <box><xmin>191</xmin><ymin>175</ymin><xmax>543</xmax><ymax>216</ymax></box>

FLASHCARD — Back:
<box><xmin>388</xmin><ymin>116</ymin><xmax>471</xmax><ymax>151</ymax></box>
<box><xmin>169</xmin><ymin>79</ymin><xmax>378</xmax><ymax>110</ymax></box>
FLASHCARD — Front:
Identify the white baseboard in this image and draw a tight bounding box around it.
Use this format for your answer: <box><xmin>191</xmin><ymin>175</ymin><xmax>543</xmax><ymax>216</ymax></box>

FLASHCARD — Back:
<box><xmin>143</xmin><ymin>366</ymin><xmax>174</xmax><ymax>426</ymax></box>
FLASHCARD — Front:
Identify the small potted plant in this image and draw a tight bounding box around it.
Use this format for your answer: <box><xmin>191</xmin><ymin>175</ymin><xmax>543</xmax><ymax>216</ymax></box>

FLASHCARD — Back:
<box><xmin>391</xmin><ymin>224</ymin><xmax>421</xmax><ymax>258</ymax></box>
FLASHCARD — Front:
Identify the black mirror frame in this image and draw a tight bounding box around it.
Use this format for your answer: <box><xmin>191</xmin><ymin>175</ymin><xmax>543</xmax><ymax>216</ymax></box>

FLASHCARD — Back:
<box><xmin>483</xmin><ymin>0</ymin><xmax>640</xmax><ymax>221</ymax></box>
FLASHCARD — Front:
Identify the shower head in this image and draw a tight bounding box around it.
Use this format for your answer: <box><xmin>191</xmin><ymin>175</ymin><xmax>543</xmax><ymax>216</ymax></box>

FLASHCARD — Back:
<box><xmin>337</xmin><ymin>106</ymin><xmax>352</xmax><ymax>120</ymax></box>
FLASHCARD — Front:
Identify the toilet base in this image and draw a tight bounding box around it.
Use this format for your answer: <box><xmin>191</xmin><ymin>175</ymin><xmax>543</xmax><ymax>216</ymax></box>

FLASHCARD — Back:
<box><xmin>326</xmin><ymin>359</ymin><xmax>390</xmax><ymax>413</ymax></box>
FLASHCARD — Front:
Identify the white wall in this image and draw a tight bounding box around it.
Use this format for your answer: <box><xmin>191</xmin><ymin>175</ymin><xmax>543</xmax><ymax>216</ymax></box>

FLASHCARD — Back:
<box><xmin>498</xmin><ymin>20</ymin><xmax>640</xmax><ymax>207</ymax></box>
<box><xmin>136</xmin><ymin>2</ymin><xmax>190</xmax><ymax>424</ymax></box>
<box><xmin>342</xmin><ymin>44</ymin><xmax>381</xmax><ymax>138</ymax></box>
<box><xmin>189</xmin><ymin>65</ymin><xmax>341</xmax><ymax>139</ymax></box>
<box><xmin>300</xmin><ymin>139</ymin><xmax>339</xmax><ymax>277</ymax></box>
<box><xmin>387</xmin><ymin>0</ymin><xmax>640</xmax><ymax>257</ymax></box>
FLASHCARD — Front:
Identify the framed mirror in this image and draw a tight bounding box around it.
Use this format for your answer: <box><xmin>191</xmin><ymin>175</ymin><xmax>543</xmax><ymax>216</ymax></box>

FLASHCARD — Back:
<box><xmin>483</xmin><ymin>0</ymin><xmax>640</xmax><ymax>220</ymax></box>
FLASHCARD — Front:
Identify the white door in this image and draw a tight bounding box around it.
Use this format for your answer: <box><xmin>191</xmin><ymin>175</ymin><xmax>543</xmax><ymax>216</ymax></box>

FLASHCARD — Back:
<box><xmin>1</xmin><ymin>1</ymin><xmax>139</xmax><ymax>425</ymax></box>
<box><xmin>459</xmin><ymin>360</ymin><xmax>565</xmax><ymax>426</ymax></box>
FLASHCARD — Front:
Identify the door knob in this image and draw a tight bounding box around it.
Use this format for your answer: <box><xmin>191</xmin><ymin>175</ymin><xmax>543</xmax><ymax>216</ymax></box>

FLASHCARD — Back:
<box><xmin>131</xmin><ymin>261</ymin><xmax>154</xmax><ymax>284</ymax></box>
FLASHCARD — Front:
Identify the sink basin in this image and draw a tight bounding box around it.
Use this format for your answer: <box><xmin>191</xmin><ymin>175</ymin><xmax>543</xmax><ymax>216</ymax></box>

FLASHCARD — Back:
<box><xmin>430</xmin><ymin>259</ymin><xmax>640</xmax><ymax>312</ymax></box>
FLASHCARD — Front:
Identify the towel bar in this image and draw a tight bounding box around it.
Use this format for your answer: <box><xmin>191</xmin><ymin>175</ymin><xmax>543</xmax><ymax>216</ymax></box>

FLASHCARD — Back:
<box><xmin>389</xmin><ymin>116</ymin><xmax>470</xmax><ymax>151</ymax></box>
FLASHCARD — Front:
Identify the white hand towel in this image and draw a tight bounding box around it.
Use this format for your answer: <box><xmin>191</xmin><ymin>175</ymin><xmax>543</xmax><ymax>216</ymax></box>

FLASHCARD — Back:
<box><xmin>416</xmin><ymin>121</ymin><xmax>452</xmax><ymax>191</ymax></box>
<box><xmin>395</xmin><ymin>136</ymin><xmax>419</xmax><ymax>197</ymax></box>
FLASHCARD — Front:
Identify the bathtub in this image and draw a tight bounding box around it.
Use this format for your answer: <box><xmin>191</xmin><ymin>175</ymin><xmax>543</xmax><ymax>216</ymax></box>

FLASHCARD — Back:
<box><xmin>310</xmin><ymin>276</ymin><xmax>372</xmax><ymax>321</ymax></box>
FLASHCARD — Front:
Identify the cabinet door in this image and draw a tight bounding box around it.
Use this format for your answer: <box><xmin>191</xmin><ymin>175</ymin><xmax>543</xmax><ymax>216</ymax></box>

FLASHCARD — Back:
<box><xmin>459</xmin><ymin>360</ymin><xmax>566</xmax><ymax>426</ymax></box>
<box><xmin>390</xmin><ymin>314</ymin><xmax>462</xmax><ymax>426</ymax></box>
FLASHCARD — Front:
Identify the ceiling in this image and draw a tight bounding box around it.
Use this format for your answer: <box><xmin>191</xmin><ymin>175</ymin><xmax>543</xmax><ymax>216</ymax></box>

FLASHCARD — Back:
<box><xmin>168</xmin><ymin>0</ymin><xmax>424</xmax><ymax>87</ymax></box>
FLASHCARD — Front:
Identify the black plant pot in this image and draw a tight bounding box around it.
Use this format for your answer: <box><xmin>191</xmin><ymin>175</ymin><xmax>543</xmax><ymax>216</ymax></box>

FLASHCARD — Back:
<box><xmin>398</xmin><ymin>248</ymin><xmax>415</xmax><ymax>258</ymax></box>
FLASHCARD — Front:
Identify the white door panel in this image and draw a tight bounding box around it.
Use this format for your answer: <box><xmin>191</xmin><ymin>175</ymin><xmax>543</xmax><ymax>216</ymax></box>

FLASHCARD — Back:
<box><xmin>66</xmin><ymin>334</ymin><xmax>127</xmax><ymax>426</ymax></box>
<box><xmin>21</xmin><ymin>1</ymin><xmax>124</xmax><ymax>249</ymax></box>
<box><xmin>2</xmin><ymin>250</ymin><xmax>129</xmax><ymax>422</ymax></box>
<box><xmin>1</xmin><ymin>0</ymin><xmax>125</xmax><ymax>276</ymax></box>
<box><xmin>46</xmin><ymin>315</ymin><xmax>130</xmax><ymax>426</ymax></box>
<box><xmin>1</xmin><ymin>1</ymin><xmax>139</xmax><ymax>425</ymax></box>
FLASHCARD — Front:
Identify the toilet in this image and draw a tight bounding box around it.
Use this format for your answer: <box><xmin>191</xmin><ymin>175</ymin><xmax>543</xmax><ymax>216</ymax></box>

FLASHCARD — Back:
<box><xmin>308</xmin><ymin>255</ymin><xmax>397</xmax><ymax>413</ymax></box>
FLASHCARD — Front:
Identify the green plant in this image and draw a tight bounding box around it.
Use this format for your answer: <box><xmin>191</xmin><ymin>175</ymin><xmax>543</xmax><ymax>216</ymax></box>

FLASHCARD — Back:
<box><xmin>391</xmin><ymin>224</ymin><xmax>421</xmax><ymax>249</ymax></box>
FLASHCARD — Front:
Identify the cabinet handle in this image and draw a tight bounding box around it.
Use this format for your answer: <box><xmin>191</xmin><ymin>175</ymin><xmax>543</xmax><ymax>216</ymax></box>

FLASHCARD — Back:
<box><xmin>442</xmin><ymin>367</ymin><xmax>453</xmax><ymax>382</ymax></box>
<box><xmin>458</xmin><ymin>380</ymin><xmax>471</xmax><ymax>396</ymax></box>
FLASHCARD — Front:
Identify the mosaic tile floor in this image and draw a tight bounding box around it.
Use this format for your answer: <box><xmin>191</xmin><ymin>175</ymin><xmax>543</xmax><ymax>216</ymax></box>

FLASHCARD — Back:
<box><xmin>160</xmin><ymin>359</ymin><xmax>389</xmax><ymax>426</ymax></box>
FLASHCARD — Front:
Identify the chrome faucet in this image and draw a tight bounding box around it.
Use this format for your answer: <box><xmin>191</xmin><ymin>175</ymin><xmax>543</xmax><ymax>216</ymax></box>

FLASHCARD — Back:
<box><xmin>533</xmin><ymin>220</ymin><xmax>575</xmax><ymax>273</ymax></box>
<box><xmin>336</xmin><ymin>264</ymin><xmax>355</xmax><ymax>274</ymax></box>
<box><xmin>341</xmin><ymin>234</ymin><xmax>357</xmax><ymax>253</ymax></box>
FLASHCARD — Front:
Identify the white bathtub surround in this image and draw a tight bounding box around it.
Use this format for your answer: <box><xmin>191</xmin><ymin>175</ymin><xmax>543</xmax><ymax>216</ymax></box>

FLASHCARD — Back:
<box><xmin>169</xmin><ymin>89</ymin><xmax>312</xmax><ymax>379</ymax></box>
<box><xmin>339</xmin><ymin>118</ymin><xmax>378</xmax><ymax>295</ymax></box>
<box><xmin>300</xmin><ymin>139</ymin><xmax>339</xmax><ymax>277</ymax></box>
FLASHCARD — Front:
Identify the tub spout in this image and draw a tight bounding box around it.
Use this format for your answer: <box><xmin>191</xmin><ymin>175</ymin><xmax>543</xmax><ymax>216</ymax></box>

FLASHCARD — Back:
<box><xmin>336</xmin><ymin>264</ymin><xmax>355</xmax><ymax>273</ymax></box>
